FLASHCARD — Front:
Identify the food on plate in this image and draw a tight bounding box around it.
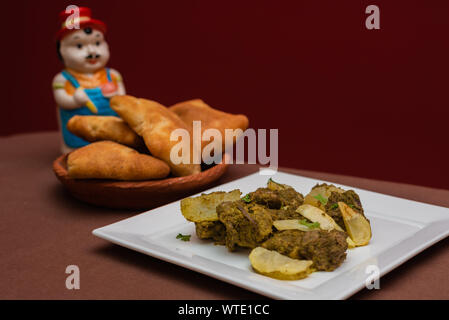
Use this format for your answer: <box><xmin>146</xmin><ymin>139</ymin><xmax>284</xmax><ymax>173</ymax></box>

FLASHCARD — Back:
<box><xmin>180</xmin><ymin>190</ymin><xmax>242</xmax><ymax>222</ymax></box>
<box><xmin>217</xmin><ymin>200</ymin><xmax>273</xmax><ymax>251</ymax></box>
<box><xmin>268</xmin><ymin>208</ymin><xmax>304</xmax><ymax>221</ymax></box>
<box><xmin>304</xmin><ymin>183</ymin><xmax>345</xmax><ymax>211</ymax></box>
<box><xmin>338</xmin><ymin>202</ymin><xmax>372</xmax><ymax>246</ymax></box>
<box><xmin>179</xmin><ymin>178</ymin><xmax>372</xmax><ymax>280</ymax></box>
<box><xmin>297</xmin><ymin>204</ymin><xmax>356</xmax><ymax>248</ymax></box>
<box><xmin>296</xmin><ymin>204</ymin><xmax>341</xmax><ymax>231</ymax></box>
<box><xmin>245</xmin><ymin>182</ymin><xmax>304</xmax><ymax>210</ymax></box>
<box><xmin>67</xmin><ymin>141</ymin><xmax>170</xmax><ymax>180</ymax></box>
<box><xmin>169</xmin><ymin>99</ymin><xmax>249</xmax><ymax>152</ymax></box>
<box><xmin>67</xmin><ymin>115</ymin><xmax>145</xmax><ymax>149</ymax></box>
<box><xmin>273</xmin><ymin>219</ymin><xmax>320</xmax><ymax>232</ymax></box>
<box><xmin>249</xmin><ymin>247</ymin><xmax>313</xmax><ymax>280</ymax></box>
<box><xmin>266</xmin><ymin>178</ymin><xmax>292</xmax><ymax>191</ymax></box>
<box><xmin>302</xmin><ymin>183</ymin><xmax>368</xmax><ymax>247</ymax></box>
<box><xmin>176</xmin><ymin>233</ymin><xmax>191</xmax><ymax>241</ymax></box>
<box><xmin>110</xmin><ymin>95</ymin><xmax>201</xmax><ymax>177</ymax></box>
<box><xmin>195</xmin><ymin>221</ymin><xmax>227</xmax><ymax>245</ymax></box>
<box><xmin>324</xmin><ymin>189</ymin><xmax>366</xmax><ymax>230</ymax></box>
<box><xmin>261</xmin><ymin>229</ymin><xmax>348</xmax><ymax>271</ymax></box>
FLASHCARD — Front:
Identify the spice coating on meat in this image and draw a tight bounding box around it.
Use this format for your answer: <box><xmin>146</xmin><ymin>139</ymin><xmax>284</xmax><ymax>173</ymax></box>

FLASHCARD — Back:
<box><xmin>325</xmin><ymin>190</ymin><xmax>366</xmax><ymax>230</ymax></box>
<box><xmin>195</xmin><ymin>221</ymin><xmax>226</xmax><ymax>245</ymax></box>
<box><xmin>269</xmin><ymin>208</ymin><xmax>304</xmax><ymax>221</ymax></box>
<box><xmin>217</xmin><ymin>201</ymin><xmax>273</xmax><ymax>251</ymax></box>
<box><xmin>262</xmin><ymin>229</ymin><xmax>348</xmax><ymax>271</ymax></box>
<box><xmin>248</xmin><ymin>187</ymin><xmax>304</xmax><ymax>210</ymax></box>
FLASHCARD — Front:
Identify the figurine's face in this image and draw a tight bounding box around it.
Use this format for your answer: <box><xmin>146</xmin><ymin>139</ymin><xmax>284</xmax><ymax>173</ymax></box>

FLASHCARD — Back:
<box><xmin>60</xmin><ymin>28</ymin><xmax>110</xmax><ymax>73</ymax></box>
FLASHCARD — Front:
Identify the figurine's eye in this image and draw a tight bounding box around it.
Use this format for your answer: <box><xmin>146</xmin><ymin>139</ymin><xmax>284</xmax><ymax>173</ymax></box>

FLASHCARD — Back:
<box><xmin>96</xmin><ymin>41</ymin><xmax>101</xmax><ymax>46</ymax></box>
<box><xmin>76</xmin><ymin>44</ymin><xmax>83</xmax><ymax>49</ymax></box>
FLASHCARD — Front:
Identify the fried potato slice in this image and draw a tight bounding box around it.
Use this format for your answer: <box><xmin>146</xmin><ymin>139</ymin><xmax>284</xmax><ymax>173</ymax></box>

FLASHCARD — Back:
<box><xmin>273</xmin><ymin>219</ymin><xmax>315</xmax><ymax>232</ymax></box>
<box><xmin>296</xmin><ymin>204</ymin><xmax>340</xmax><ymax>231</ymax></box>
<box><xmin>346</xmin><ymin>235</ymin><xmax>356</xmax><ymax>249</ymax></box>
<box><xmin>296</xmin><ymin>204</ymin><xmax>356</xmax><ymax>249</ymax></box>
<box><xmin>267</xmin><ymin>178</ymin><xmax>292</xmax><ymax>191</ymax></box>
<box><xmin>180</xmin><ymin>190</ymin><xmax>241</xmax><ymax>222</ymax></box>
<box><xmin>249</xmin><ymin>247</ymin><xmax>313</xmax><ymax>280</ymax></box>
<box><xmin>304</xmin><ymin>184</ymin><xmax>345</xmax><ymax>210</ymax></box>
<box><xmin>338</xmin><ymin>202</ymin><xmax>372</xmax><ymax>246</ymax></box>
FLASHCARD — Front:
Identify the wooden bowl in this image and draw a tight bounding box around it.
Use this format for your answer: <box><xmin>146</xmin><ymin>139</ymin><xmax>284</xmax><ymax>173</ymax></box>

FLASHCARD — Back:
<box><xmin>53</xmin><ymin>154</ymin><xmax>228</xmax><ymax>210</ymax></box>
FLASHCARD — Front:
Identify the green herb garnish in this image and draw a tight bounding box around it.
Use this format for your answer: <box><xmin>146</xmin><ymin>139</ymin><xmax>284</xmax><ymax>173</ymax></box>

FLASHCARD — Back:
<box><xmin>349</xmin><ymin>204</ymin><xmax>355</xmax><ymax>209</ymax></box>
<box><xmin>313</xmin><ymin>194</ymin><xmax>328</xmax><ymax>206</ymax></box>
<box><xmin>329</xmin><ymin>203</ymin><xmax>338</xmax><ymax>210</ymax></box>
<box><xmin>176</xmin><ymin>233</ymin><xmax>191</xmax><ymax>241</ymax></box>
<box><xmin>242</xmin><ymin>194</ymin><xmax>251</xmax><ymax>203</ymax></box>
<box><xmin>299</xmin><ymin>219</ymin><xmax>320</xmax><ymax>229</ymax></box>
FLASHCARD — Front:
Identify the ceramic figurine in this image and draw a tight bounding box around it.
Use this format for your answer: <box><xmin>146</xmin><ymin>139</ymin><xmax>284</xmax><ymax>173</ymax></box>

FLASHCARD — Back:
<box><xmin>52</xmin><ymin>7</ymin><xmax>126</xmax><ymax>153</ymax></box>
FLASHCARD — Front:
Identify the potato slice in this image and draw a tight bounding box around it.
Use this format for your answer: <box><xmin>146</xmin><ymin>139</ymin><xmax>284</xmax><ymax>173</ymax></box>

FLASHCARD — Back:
<box><xmin>304</xmin><ymin>184</ymin><xmax>345</xmax><ymax>210</ymax></box>
<box><xmin>296</xmin><ymin>204</ymin><xmax>341</xmax><ymax>231</ymax></box>
<box><xmin>249</xmin><ymin>247</ymin><xmax>313</xmax><ymax>280</ymax></box>
<box><xmin>180</xmin><ymin>190</ymin><xmax>241</xmax><ymax>222</ymax></box>
<box><xmin>338</xmin><ymin>202</ymin><xmax>372</xmax><ymax>246</ymax></box>
<box><xmin>267</xmin><ymin>178</ymin><xmax>291</xmax><ymax>191</ymax></box>
<box><xmin>346</xmin><ymin>236</ymin><xmax>356</xmax><ymax>249</ymax></box>
<box><xmin>296</xmin><ymin>204</ymin><xmax>356</xmax><ymax>249</ymax></box>
<box><xmin>273</xmin><ymin>219</ymin><xmax>316</xmax><ymax>232</ymax></box>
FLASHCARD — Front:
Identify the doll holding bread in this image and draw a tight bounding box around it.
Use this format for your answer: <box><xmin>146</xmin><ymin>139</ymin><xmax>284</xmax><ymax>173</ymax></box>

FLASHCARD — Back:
<box><xmin>52</xmin><ymin>7</ymin><xmax>125</xmax><ymax>153</ymax></box>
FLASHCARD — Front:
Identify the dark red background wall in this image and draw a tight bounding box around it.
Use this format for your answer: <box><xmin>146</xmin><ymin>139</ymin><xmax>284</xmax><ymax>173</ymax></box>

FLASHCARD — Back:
<box><xmin>2</xmin><ymin>0</ymin><xmax>449</xmax><ymax>189</ymax></box>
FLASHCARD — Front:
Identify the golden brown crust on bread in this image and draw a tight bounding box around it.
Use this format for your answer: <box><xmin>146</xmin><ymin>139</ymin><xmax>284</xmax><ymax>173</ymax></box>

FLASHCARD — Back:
<box><xmin>169</xmin><ymin>99</ymin><xmax>249</xmax><ymax>151</ymax></box>
<box><xmin>110</xmin><ymin>95</ymin><xmax>201</xmax><ymax>177</ymax></box>
<box><xmin>67</xmin><ymin>141</ymin><xmax>170</xmax><ymax>180</ymax></box>
<box><xmin>67</xmin><ymin>115</ymin><xmax>145</xmax><ymax>149</ymax></box>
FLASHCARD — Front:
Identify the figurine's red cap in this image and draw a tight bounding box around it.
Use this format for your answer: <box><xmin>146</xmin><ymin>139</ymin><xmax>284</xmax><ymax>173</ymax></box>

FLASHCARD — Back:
<box><xmin>56</xmin><ymin>7</ymin><xmax>106</xmax><ymax>41</ymax></box>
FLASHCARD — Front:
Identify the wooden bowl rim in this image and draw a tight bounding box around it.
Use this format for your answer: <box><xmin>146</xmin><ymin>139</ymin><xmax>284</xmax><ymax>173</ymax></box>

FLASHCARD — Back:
<box><xmin>53</xmin><ymin>153</ymin><xmax>228</xmax><ymax>189</ymax></box>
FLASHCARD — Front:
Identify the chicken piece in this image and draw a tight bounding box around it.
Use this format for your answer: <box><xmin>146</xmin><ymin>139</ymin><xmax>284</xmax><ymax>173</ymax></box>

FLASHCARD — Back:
<box><xmin>195</xmin><ymin>221</ymin><xmax>226</xmax><ymax>245</ymax></box>
<box><xmin>325</xmin><ymin>190</ymin><xmax>367</xmax><ymax>230</ymax></box>
<box><xmin>269</xmin><ymin>208</ymin><xmax>304</xmax><ymax>221</ymax></box>
<box><xmin>217</xmin><ymin>201</ymin><xmax>273</xmax><ymax>251</ymax></box>
<box><xmin>262</xmin><ymin>229</ymin><xmax>348</xmax><ymax>271</ymax></box>
<box><xmin>247</xmin><ymin>187</ymin><xmax>304</xmax><ymax>210</ymax></box>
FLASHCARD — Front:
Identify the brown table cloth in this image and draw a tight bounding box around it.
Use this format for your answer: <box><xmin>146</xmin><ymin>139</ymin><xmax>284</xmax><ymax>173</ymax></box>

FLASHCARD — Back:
<box><xmin>1</xmin><ymin>132</ymin><xmax>448</xmax><ymax>300</ymax></box>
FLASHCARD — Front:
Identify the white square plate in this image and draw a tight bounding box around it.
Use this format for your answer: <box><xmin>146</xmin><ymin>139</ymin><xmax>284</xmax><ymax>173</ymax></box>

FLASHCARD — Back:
<box><xmin>93</xmin><ymin>171</ymin><xmax>449</xmax><ymax>299</ymax></box>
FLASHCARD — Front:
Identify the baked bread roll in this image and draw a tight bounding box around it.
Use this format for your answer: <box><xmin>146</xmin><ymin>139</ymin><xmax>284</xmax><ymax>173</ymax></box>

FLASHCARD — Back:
<box><xmin>169</xmin><ymin>99</ymin><xmax>249</xmax><ymax>152</ymax></box>
<box><xmin>110</xmin><ymin>95</ymin><xmax>201</xmax><ymax>177</ymax></box>
<box><xmin>67</xmin><ymin>141</ymin><xmax>170</xmax><ymax>180</ymax></box>
<box><xmin>67</xmin><ymin>115</ymin><xmax>145</xmax><ymax>149</ymax></box>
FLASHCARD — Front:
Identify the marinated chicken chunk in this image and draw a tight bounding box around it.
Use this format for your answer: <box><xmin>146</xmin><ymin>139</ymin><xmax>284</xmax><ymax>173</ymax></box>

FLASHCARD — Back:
<box><xmin>325</xmin><ymin>190</ymin><xmax>366</xmax><ymax>230</ymax></box>
<box><xmin>269</xmin><ymin>208</ymin><xmax>304</xmax><ymax>221</ymax></box>
<box><xmin>217</xmin><ymin>201</ymin><xmax>273</xmax><ymax>251</ymax></box>
<box><xmin>195</xmin><ymin>221</ymin><xmax>226</xmax><ymax>245</ymax></box>
<box><xmin>262</xmin><ymin>229</ymin><xmax>348</xmax><ymax>271</ymax></box>
<box><xmin>247</xmin><ymin>187</ymin><xmax>304</xmax><ymax>210</ymax></box>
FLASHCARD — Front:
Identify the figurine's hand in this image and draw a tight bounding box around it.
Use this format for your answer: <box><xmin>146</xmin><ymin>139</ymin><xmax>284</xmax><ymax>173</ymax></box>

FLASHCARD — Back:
<box><xmin>73</xmin><ymin>87</ymin><xmax>90</xmax><ymax>107</ymax></box>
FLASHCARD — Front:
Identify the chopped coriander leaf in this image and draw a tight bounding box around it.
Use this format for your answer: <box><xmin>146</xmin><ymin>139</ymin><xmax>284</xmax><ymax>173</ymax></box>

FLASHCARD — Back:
<box><xmin>299</xmin><ymin>219</ymin><xmax>320</xmax><ymax>229</ymax></box>
<box><xmin>348</xmin><ymin>204</ymin><xmax>355</xmax><ymax>209</ymax></box>
<box><xmin>329</xmin><ymin>203</ymin><xmax>338</xmax><ymax>210</ymax></box>
<box><xmin>176</xmin><ymin>233</ymin><xmax>191</xmax><ymax>241</ymax></box>
<box><xmin>313</xmin><ymin>194</ymin><xmax>328</xmax><ymax>206</ymax></box>
<box><xmin>242</xmin><ymin>194</ymin><xmax>251</xmax><ymax>203</ymax></box>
